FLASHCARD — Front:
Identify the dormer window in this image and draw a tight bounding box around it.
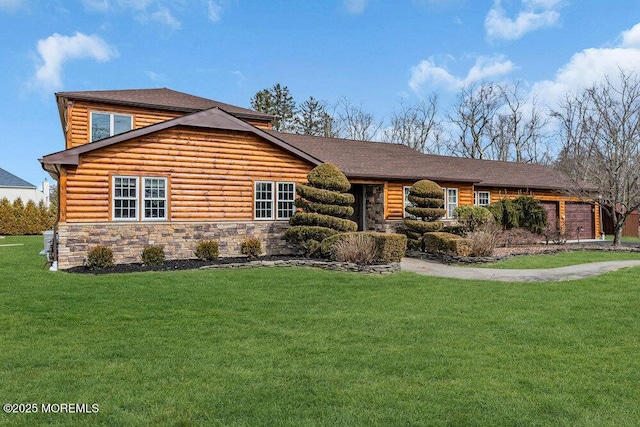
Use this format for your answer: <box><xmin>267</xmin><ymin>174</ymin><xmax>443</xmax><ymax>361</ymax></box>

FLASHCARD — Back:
<box><xmin>91</xmin><ymin>112</ymin><xmax>133</xmax><ymax>142</ymax></box>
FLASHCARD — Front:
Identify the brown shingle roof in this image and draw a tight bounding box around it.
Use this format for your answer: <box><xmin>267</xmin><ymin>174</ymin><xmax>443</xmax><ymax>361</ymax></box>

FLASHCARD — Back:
<box><xmin>56</xmin><ymin>88</ymin><xmax>275</xmax><ymax>121</ymax></box>
<box><xmin>268</xmin><ymin>131</ymin><xmax>573</xmax><ymax>190</ymax></box>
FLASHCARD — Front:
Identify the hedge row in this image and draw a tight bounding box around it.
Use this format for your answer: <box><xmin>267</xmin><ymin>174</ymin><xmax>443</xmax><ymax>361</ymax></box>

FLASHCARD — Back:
<box><xmin>320</xmin><ymin>232</ymin><xmax>407</xmax><ymax>263</ymax></box>
<box><xmin>0</xmin><ymin>197</ymin><xmax>55</xmax><ymax>235</ymax></box>
<box><xmin>423</xmin><ymin>232</ymin><xmax>472</xmax><ymax>257</ymax></box>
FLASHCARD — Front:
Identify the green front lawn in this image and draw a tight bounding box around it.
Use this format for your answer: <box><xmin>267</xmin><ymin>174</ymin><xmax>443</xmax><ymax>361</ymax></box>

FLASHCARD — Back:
<box><xmin>483</xmin><ymin>250</ymin><xmax>640</xmax><ymax>269</ymax></box>
<box><xmin>2</xmin><ymin>236</ymin><xmax>640</xmax><ymax>425</ymax></box>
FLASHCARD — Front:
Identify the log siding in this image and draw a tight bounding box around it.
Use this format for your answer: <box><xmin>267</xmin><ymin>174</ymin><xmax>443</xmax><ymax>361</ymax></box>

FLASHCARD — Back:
<box><xmin>62</xmin><ymin>128</ymin><xmax>313</xmax><ymax>222</ymax></box>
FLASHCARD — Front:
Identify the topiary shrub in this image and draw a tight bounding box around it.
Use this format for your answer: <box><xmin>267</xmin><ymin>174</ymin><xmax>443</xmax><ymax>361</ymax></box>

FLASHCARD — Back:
<box><xmin>141</xmin><ymin>244</ymin><xmax>165</xmax><ymax>266</ymax></box>
<box><xmin>402</xmin><ymin>180</ymin><xmax>446</xmax><ymax>251</ymax></box>
<box><xmin>86</xmin><ymin>245</ymin><xmax>114</xmax><ymax>269</ymax></box>
<box><xmin>194</xmin><ymin>240</ymin><xmax>219</xmax><ymax>261</ymax></box>
<box><xmin>286</xmin><ymin>163</ymin><xmax>357</xmax><ymax>256</ymax></box>
<box><xmin>241</xmin><ymin>237</ymin><xmax>263</xmax><ymax>258</ymax></box>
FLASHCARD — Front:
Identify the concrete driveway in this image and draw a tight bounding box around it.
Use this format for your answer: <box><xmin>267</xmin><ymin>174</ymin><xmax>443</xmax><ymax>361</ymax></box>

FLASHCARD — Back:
<box><xmin>401</xmin><ymin>257</ymin><xmax>640</xmax><ymax>282</ymax></box>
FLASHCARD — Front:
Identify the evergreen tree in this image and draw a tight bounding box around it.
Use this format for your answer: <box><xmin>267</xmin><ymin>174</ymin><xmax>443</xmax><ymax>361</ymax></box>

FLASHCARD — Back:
<box><xmin>250</xmin><ymin>83</ymin><xmax>296</xmax><ymax>132</ymax></box>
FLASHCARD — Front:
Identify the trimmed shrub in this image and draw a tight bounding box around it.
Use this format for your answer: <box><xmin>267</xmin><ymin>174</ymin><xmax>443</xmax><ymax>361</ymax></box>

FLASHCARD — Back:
<box><xmin>322</xmin><ymin>232</ymin><xmax>407</xmax><ymax>263</ymax></box>
<box><xmin>295</xmin><ymin>199</ymin><xmax>354</xmax><ymax>217</ymax></box>
<box><xmin>403</xmin><ymin>219</ymin><xmax>444</xmax><ymax>234</ymax></box>
<box><xmin>287</xmin><ymin>164</ymin><xmax>357</xmax><ymax>256</ymax></box>
<box><xmin>423</xmin><ymin>232</ymin><xmax>472</xmax><ymax>256</ymax></box>
<box><xmin>296</xmin><ymin>184</ymin><xmax>355</xmax><ymax>206</ymax></box>
<box><xmin>86</xmin><ymin>245</ymin><xmax>114</xmax><ymax>269</ymax></box>
<box><xmin>453</xmin><ymin>205</ymin><xmax>494</xmax><ymax>232</ymax></box>
<box><xmin>241</xmin><ymin>237</ymin><xmax>263</xmax><ymax>257</ymax></box>
<box><xmin>306</xmin><ymin>163</ymin><xmax>351</xmax><ymax>192</ymax></box>
<box><xmin>409</xmin><ymin>180</ymin><xmax>444</xmax><ymax>198</ymax></box>
<box><xmin>290</xmin><ymin>212</ymin><xmax>358</xmax><ymax>232</ymax></box>
<box><xmin>405</xmin><ymin>207</ymin><xmax>447</xmax><ymax>221</ymax></box>
<box><xmin>141</xmin><ymin>244</ymin><xmax>165</xmax><ymax>266</ymax></box>
<box><xmin>402</xmin><ymin>179</ymin><xmax>445</xmax><ymax>251</ymax></box>
<box><xmin>194</xmin><ymin>240</ymin><xmax>219</xmax><ymax>261</ymax></box>
<box><xmin>285</xmin><ymin>226</ymin><xmax>339</xmax><ymax>243</ymax></box>
<box><xmin>407</xmin><ymin>195</ymin><xmax>445</xmax><ymax>208</ymax></box>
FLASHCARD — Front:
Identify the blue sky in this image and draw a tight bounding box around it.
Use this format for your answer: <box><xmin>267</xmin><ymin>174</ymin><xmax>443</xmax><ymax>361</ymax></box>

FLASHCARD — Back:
<box><xmin>2</xmin><ymin>0</ymin><xmax>640</xmax><ymax>187</ymax></box>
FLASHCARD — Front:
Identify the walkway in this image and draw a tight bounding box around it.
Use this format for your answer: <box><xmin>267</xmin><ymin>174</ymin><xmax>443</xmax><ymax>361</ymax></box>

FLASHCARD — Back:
<box><xmin>401</xmin><ymin>257</ymin><xmax>640</xmax><ymax>282</ymax></box>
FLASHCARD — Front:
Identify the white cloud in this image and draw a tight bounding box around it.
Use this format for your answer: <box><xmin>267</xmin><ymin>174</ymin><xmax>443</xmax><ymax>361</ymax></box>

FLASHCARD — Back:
<box><xmin>621</xmin><ymin>23</ymin><xmax>640</xmax><ymax>48</ymax></box>
<box><xmin>81</xmin><ymin>0</ymin><xmax>110</xmax><ymax>12</ymax></box>
<box><xmin>150</xmin><ymin>6</ymin><xmax>181</xmax><ymax>29</ymax></box>
<box><xmin>533</xmin><ymin>22</ymin><xmax>640</xmax><ymax>108</ymax></box>
<box><xmin>207</xmin><ymin>0</ymin><xmax>223</xmax><ymax>22</ymax></box>
<box><xmin>0</xmin><ymin>0</ymin><xmax>23</xmax><ymax>11</ymax></box>
<box><xmin>409</xmin><ymin>55</ymin><xmax>515</xmax><ymax>93</ymax></box>
<box><xmin>485</xmin><ymin>0</ymin><xmax>560</xmax><ymax>41</ymax></box>
<box><xmin>344</xmin><ymin>0</ymin><xmax>366</xmax><ymax>14</ymax></box>
<box><xmin>32</xmin><ymin>32</ymin><xmax>117</xmax><ymax>90</ymax></box>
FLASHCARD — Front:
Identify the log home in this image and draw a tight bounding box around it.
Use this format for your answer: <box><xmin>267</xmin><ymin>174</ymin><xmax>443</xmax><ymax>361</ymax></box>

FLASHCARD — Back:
<box><xmin>40</xmin><ymin>88</ymin><xmax>600</xmax><ymax>269</ymax></box>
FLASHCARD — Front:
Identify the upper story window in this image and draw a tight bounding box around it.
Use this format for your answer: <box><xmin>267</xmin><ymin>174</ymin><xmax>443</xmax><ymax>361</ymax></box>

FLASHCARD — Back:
<box><xmin>91</xmin><ymin>112</ymin><xmax>133</xmax><ymax>142</ymax></box>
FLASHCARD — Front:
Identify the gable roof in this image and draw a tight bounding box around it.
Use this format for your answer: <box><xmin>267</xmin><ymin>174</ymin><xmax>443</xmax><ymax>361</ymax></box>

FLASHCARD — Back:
<box><xmin>40</xmin><ymin>107</ymin><xmax>322</xmax><ymax>169</ymax></box>
<box><xmin>268</xmin><ymin>131</ymin><xmax>572</xmax><ymax>190</ymax></box>
<box><xmin>56</xmin><ymin>88</ymin><xmax>275</xmax><ymax>122</ymax></box>
<box><xmin>0</xmin><ymin>167</ymin><xmax>36</xmax><ymax>188</ymax></box>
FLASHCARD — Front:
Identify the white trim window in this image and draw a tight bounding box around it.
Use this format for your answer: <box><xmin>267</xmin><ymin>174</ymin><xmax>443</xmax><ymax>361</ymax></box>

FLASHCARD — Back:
<box><xmin>254</xmin><ymin>181</ymin><xmax>296</xmax><ymax>220</ymax></box>
<box><xmin>277</xmin><ymin>182</ymin><xmax>296</xmax><ymax>220</ymax></box>
<box><xmin>447</xmin><ymin>188</ymin><xmax>458</xmax><ymax>218</ymax></box>
<box><xmin>475</xmin><ymin>191</ymin><xmax>490</xmax><ymax>207</ymax></box>
<box><xmin>113</xmin><ymin>176</ymin><xmax>139</xmax><ymax>220</ymax></box>
<box><xmin>254</xmin><ymin>181</ymin><xmax>274</xmax><ymax>220</ymax></box>
<box><xmin>91</xmin><ymin>112</ymin><xmax>133</xmax><ymax>142</ymax></box>
<box><xmin>143</xmin><ymin>178</ymin><xmax>167</xmax><ymax>220</ymax></box>
<box><xmin>403</xmin><ymin>186</ymin><xmax>416</xmax><ymax>218</ymax></box>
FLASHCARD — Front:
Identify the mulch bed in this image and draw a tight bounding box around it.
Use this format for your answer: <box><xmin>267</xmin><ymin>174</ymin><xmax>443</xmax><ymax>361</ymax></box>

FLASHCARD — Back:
<box><xmin>65</xmin><ymin>255</ymin><xmax>295</xmax><ymax>274</ymax></box>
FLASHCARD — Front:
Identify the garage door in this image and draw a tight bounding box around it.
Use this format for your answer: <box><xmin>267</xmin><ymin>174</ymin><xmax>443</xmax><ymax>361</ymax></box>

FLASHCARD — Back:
<box><xmin>540</xmin><ymin>201</ymin><xmax>559</xmax><ymax>232</ymax></box>
<box><xmin>565</xmin><ymin>203</ymin><xmax>594</xmax><ymax>240</ymax></box>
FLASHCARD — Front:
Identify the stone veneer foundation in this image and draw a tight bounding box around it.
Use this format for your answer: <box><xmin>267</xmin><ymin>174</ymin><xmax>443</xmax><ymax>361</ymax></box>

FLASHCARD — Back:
<box><xmin>56</xmin><ymin>221</ymin><xmax>294</xmax><ymax>269</ymax></box>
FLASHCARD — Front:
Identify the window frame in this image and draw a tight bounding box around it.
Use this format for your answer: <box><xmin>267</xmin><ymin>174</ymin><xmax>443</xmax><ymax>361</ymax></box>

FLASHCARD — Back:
<box><xmin>112</xmin><ymin>176</ymin><xmax>139</xmax><ymax>222</ymax></box>
<box><xmin>254</xmin><ymin>181</ymin><xmax>275</xmax><ymax>220</ymax></box>
<box><xmin>276</xmin><ymin>182</ymin><xmax>296</xmax><ymax>220</ymax></box>
<box><xmin>254</xmin><ymin>180</ymin><xmax>297</xmax><ymax>221</ymax></box>
<box><xmin>142</xmin><ymin>177</ymin><xmax>168</xmax><ymax>221</ymax></box>
<box><xmin>90</xmin><ymin>112</ymin><xmax>133</xmax><ymax>142</ymax></box>
<box><xmin>447</xmin><ymin>188</ymin><xmax>458</xmax><ymax>218</ymax></box>
<box><xmin>475</xmin><ymin>191</ymin><xmax>490</xmax><ymax>207</ymax></box>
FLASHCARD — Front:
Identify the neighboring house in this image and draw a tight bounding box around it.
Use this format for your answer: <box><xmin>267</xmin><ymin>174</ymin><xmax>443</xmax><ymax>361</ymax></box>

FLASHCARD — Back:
<box><xmin>40</xmin><ymin>88</ymin><xmax>600</xmax><ymax>269</ymax></box>
<box><xmin>0</xmin><ymin>167</ymin><xmax>50</xmax><ymax>205</ymax></box>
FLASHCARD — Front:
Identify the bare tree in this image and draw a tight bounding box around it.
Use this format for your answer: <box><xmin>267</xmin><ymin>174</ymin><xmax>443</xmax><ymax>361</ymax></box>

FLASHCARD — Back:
<box><xmin>447</xmin><ymin>82</ymin><xmax>503</xmax><ymax>159</ymax></box>
<box><xmin>334</xmin><ymin>97</ymin><xmax>382</xmax><ymax>141</ymax></box>
<box><xmin>382</xmin><ymin>95</ymin><xmax>444</xmax><ymax>154</ymax></box>
<box><xmin>552</xmin><ymin>70</ymin><xmax>640</xmax><ymax>246</ymax></box>
<box><xmin>490</xmin><ymin>82</ymin><xmax>551</xmax><ymax>163</ymax></box>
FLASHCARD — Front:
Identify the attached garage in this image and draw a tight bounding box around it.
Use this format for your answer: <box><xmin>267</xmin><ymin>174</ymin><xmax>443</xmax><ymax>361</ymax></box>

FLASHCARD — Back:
<box><xmin>565</xmin><ymin>202</ymin><xmax>595</xmax><ymax>240</ymax></box>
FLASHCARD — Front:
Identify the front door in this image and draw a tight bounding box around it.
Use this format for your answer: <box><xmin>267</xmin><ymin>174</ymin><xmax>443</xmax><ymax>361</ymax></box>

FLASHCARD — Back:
<box><xmin>348</xmin><ymin>184</ymin><xmax>366</xmax><ymax>231</ymax></box>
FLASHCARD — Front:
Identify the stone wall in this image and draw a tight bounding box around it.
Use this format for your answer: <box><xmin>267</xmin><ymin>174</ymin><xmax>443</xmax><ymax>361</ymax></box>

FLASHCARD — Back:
<box><xmin>56</xmin><ymin>221</ymin><xmax>294</xmax><ymax>269</ymax></box>
<box><xmin>365</xmin><ymin>184</ymin><xmax>386</xmax><ymax>231</ymax></box>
